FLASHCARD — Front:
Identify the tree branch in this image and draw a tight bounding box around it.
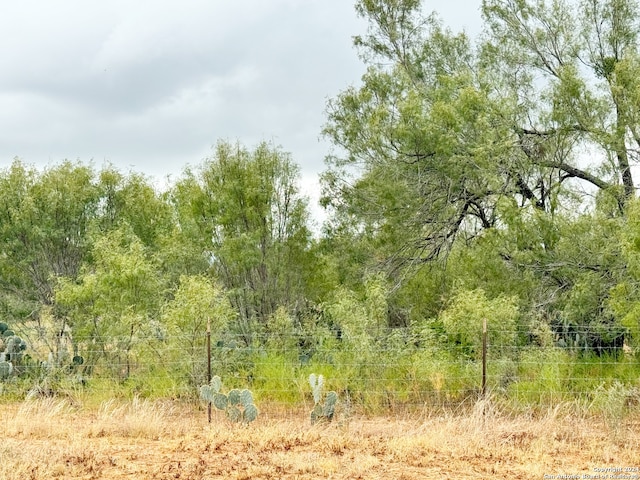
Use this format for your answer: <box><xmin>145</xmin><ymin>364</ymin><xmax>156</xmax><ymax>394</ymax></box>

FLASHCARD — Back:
<box><xmin>534</xmin><ymin>159</ymin><xmax>612</xmax><ymax>191</ymax></box>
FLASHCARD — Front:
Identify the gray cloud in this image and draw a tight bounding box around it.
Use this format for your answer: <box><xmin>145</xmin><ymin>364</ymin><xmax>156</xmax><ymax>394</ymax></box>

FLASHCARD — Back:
<box><xmin>0</xmin><ymin>0</ymin><xmax>482</xmax><ymax>225</ymax></box>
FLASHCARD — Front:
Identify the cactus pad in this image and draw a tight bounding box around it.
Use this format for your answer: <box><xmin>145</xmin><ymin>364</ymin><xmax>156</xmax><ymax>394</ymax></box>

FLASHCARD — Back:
<box><xmin>226</xmin><ymin>405</ymin><xmax>241</xmax><ymax>423</ymax></box>
<box><xmin>309</xmin><ymin>374</ymin><xmax>339</xmax><ymax>425</ymax></box>
<box><xmin>325</xmin><ymin>391</ymin><xmax>338</xmax><ymax>406</ymax></box>
<box><xmin>213</xmin><ymin>393</ymin><xmax>228</xmax><ymax>410</ymax></box>
<box><xmin>243</xmin><ymin>404</ymin><xmax>259</xmax><ymax>423</ymax></box>
<box><xmin>309</xmin><ymin>373</ymin><xmax>325</xmax><ymax>403</ymax></box>
<box><xmin>210</xmin><ymin>375</ymin><xmax>222</xmax><ymax>393</ymax></box>
<box><xmin>310</xmin><ymin>404</ymin><xmax>323</xmax><ymax>425</ymax></box>
<box><xmin>324</xmin><ymin>391</ymin><xmax>338</xmax><ymax>419</ymax></box>
<box><xmin>228</xmin><ymin>389</ymin><xmax>241</xmax><ymax>405</ymax></box>
<box><xmin>240</xmin><ymin>389</ymin><xmax>253</xmax><ymax>407</ymax></box>
<box><xmin>199</xmin><ymin>385</ymin><xmax>214</xmax><ymax>403</ymax></box>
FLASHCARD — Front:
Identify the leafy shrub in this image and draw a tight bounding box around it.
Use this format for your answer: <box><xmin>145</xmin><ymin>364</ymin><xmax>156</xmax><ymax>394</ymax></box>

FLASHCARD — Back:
<box><xmin>440</xmin><ymin>288</ymin><xmax>519</xmax><ymax>359</ymax></box>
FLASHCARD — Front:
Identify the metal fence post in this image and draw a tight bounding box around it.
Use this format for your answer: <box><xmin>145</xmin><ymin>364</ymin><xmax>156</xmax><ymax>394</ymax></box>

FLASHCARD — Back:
<box><xmin>207</xmin><ymin>318</ymin><xmax>212</xmax><ymax>423</ymax></box>
<box><xmin>482</xmin><ymin>318</ymin><xmax>487</xmax><ymax>398</ymax></box>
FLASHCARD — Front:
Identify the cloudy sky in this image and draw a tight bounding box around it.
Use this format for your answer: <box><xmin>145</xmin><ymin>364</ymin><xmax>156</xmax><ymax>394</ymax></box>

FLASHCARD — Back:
<box><xmin>0</xmin><ymin>0</ymin><xmax>482</xmax><ymax>223</ymax></box>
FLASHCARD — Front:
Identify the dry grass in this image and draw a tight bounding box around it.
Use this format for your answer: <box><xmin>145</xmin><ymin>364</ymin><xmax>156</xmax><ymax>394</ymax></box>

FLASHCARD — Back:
<box><xmin>0</xmin><ymin>396</ymin><xmax>639</xmax><ymax>479</ymax></box>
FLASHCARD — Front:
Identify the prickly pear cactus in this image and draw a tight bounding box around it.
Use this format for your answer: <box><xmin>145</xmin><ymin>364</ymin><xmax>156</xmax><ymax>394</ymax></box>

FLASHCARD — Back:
<box><xmin>226</xmin><ymin>405</ymin><xmax>242</xmax><ymax>422</ymax></box>
<box><xmin>3</xmin><ymin>335</ymin><xmax>26</xmax><ymax>364</ymax></box>
<box><xmin>309</xmin><ymin>373</ymin><xmax>324</xmax><ymax>403</ymax></box>
<box><xmin>199</xmin><ymin>375</ymin><xmax>258</xmax><ymax>424</ymax></box>
<box><xmin>323</xmin><ymin>391</ymin><xmax>338</xmax><ymax>420</ymax></box>
<box><xmin>0</xmin><ymin>322</ymin><xmax>27</xmax><ymax>375</ymax></box>
<box><xmin>0</xmin><ymin>361</ymin><xmax>12</xmax><ymax>380</ymax></box>
<box><xmin>310</xmin><ymin>403</ymin><xmax>323</xmax><ymax>425</ymax></box>
<box><xmin>240</xmin><ymin>389</ymin><xmax>253</xmax><ymax>407</ymax></box>
<box><xmin>199</xmin><ymin>375</ymin><xmax>223</xmax><ymax>404</ymax></box>
<box><xmin>309</xmin><ymin>373</ymin><xmax>338</xmax><ymax>425</ymax></box>
<box><xmin>210</xmin><ymin>375</ymin><xmax>222</xmax><ymax>393</ymax></box>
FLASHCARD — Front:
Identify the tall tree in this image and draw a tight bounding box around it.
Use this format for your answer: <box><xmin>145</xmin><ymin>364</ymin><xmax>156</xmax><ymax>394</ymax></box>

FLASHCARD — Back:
<box><xmin>0</xmin><ymin>159</ymin><xmax>179</xmax><ymax>369</ymax></box>
<box><xmin>324</xmin><ymin>0</ymin><xmax>524</xmax><ymax>276</ymax></box>
<box><xmin>0</xmin><ymin>160</ymin><xmax>100</xmax><ymax>313</ymax></box>
<box><xmin>173</xmin><ymin>141</ymin><xmax>313</xmax><ymax>340</ymax></box>
<box><xmin>482</xmin><ymin>0</ymin><xmax>640</xmax><ymax>208</ymax></box>
<box><xmin>55</xmin><ymin>226</ymin><xmax>165</xmax><ymax>377</ymax></box>
<box><xmin>96</xmin><ymin>167</ymin><xmax>174</xmax><ymax>250</ymax></box>
<box><xmin>323</xmin><ymin>0</ymin><xmax>640</xmax><ymax>278</ymax></box>
<box><xmin>0</xmin><ymin>160</ymin><xmax>174</xmax><ymax>311</ymax></box>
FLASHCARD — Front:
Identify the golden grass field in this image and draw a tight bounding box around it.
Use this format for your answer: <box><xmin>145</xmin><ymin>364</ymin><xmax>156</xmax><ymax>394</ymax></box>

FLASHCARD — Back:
<box><xmin>0</xmin><ymin>397</ymin><xmax>639</xmax><ymax>479</ymax></box>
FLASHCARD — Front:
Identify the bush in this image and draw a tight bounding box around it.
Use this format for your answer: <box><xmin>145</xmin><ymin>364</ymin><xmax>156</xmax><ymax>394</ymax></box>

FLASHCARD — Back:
<box><xmin>440</xmin><ymin>288</ymin><xmax>519</xmax><ymax>359</ymax></box>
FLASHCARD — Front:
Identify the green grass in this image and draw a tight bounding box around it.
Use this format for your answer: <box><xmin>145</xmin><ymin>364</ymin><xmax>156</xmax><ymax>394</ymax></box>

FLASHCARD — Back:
<box><xmin>2</xmin><ymin>345</ymin><xmax>640</xmax><ymax>417</ymax></box>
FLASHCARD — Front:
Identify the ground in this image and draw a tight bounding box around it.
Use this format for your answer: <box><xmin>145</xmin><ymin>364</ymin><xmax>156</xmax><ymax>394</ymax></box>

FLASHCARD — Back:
<box><xmin>1</xmin><ymin>397</ymin><xmax>639</xmax><ymax>479</ymax></box>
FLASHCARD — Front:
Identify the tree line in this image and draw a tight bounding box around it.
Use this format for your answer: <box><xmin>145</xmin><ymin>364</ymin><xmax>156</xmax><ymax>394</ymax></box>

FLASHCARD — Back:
<box><xmin>1</xmin><ymin>0</ymin><xmax>640</xmax><ymax>404</ymax></box>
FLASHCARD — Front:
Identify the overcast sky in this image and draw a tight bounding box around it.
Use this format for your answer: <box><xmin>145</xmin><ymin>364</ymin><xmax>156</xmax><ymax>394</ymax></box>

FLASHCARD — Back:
<box><xmin>0</xmin><ymin>0</ymin><xmax>482</xmax><ymax>224</ymax></box>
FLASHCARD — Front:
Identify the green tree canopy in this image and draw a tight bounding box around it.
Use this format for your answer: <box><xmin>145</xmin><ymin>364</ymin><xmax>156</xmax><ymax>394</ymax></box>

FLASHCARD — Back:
<box><xmin>173</xmin><ymin>141</ymin><xmax>314</xmax><ymax>341</ymax></box>
<box><xmin>323</xmin><ymin>0</ymin><xmax>640</xmax><ymax>277</ymax></box>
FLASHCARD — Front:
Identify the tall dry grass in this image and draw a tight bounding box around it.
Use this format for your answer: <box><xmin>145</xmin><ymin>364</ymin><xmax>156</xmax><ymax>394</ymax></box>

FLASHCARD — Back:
<box><xmin>0</xmin><ymin>396</ymin><xmax>638</xmax><ymax>479</ymax></box>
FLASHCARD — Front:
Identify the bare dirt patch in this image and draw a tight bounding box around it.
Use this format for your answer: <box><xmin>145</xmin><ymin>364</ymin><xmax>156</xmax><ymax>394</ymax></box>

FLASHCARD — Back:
<box><xmin>1</xmin><ymin>398</ymin><xmax>638</xmax><ymax>479</ymax></box>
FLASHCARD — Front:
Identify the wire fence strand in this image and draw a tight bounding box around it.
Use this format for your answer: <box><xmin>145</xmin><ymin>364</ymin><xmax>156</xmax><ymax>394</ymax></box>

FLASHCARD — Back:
<box><xmin>3</xmin><ymin>324</ymin><xmax>639</xmax><ymax>414</ymax></box>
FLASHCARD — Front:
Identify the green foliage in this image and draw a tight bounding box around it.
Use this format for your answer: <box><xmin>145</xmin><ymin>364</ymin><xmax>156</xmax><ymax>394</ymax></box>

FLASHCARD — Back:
<box><xmin>199</xmin><ymin>375</ymin><xmax>259</xmax><ymax>424</ymax></box>
<box><xmin>264</xmin><ymin>306</ymin><xmax>298</xmax><ymax>355</ymax></box>
<box><xmin>3</xmin><ymin>0</ymin><xmax>640</xmax><ymax>411</ymax></box>
<box><xmin>161</xmin><ymin>275</ymin><xmax>234</xmax><ymax>386</ymax></box>
<box><xmin>321</xmin><ymin>0</ymin><xmax>640</xmax><ymax>366</ymax></box>
<box><xmin>173</xmin><ymin>140</ymin><xmax>314</xmax><ymax>339</ymax></box>
<box><xmin>440</xmin><ymin>288</ymin><xmax>519</xmax><ymax>359</ymax></box>
<box><xmin>0</xmin><ymin>160</ymin><xmax>173</xmax><ymax>324</ymax></box>
<box><xmin>610</xmin><ymin>198</ymin><xmax>640</xmax><ymax>345</ymax></box>
<box><xmin>0</xmin><ymin>160</ymin><xmax>99</xmax><ymax>306</ymax></box>
<box><xmin>507</xmin><ymin>348</ymin><xmax>573</xmax><ymax>406</ymax></box>
<box><xmin>55</xmin><ymin>225</ymin><xmax>165</xmax><ymax>378</ymax></box>
<box><xmin>482</xmin><ymin>0</ymin><xmax>639</xmax><ymax>200</ymax></box>
<box><xmin>96</xmin><ymin>168</ymin><xmax>173</xmax><ymax>250</ymax></box>
<box><xmin>324</xmin><ymin>0</ymin><xmax>517</xmax><ymax>271</ymax></box>
<box><xmin>325</xmin><ymin>274</ymin><xmax>389</xmax><ymax>356</ymax></box>
<box><xmin>589</xmin><ymin>381</ymin><xmax>639</xmax><ymax>435</ymax></box>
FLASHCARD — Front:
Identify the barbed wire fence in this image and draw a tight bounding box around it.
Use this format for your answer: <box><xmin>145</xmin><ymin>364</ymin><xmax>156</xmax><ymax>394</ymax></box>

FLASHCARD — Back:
<box><xmin>3</xmin><ymin>320</ymin><xmax>640</xmax><ymax>416</ymax></box>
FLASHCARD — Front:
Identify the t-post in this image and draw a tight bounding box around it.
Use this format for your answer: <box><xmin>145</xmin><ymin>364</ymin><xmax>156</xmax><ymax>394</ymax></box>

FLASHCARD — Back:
<box><xmin>207</xmin><ymin>318</ymin><xmax>212</xmax><ymax>423</ymax></box>
<box><xmin>482</xmin><ymin>318</ymin><xmax>487</xmax><ymax>398</ymax></box>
